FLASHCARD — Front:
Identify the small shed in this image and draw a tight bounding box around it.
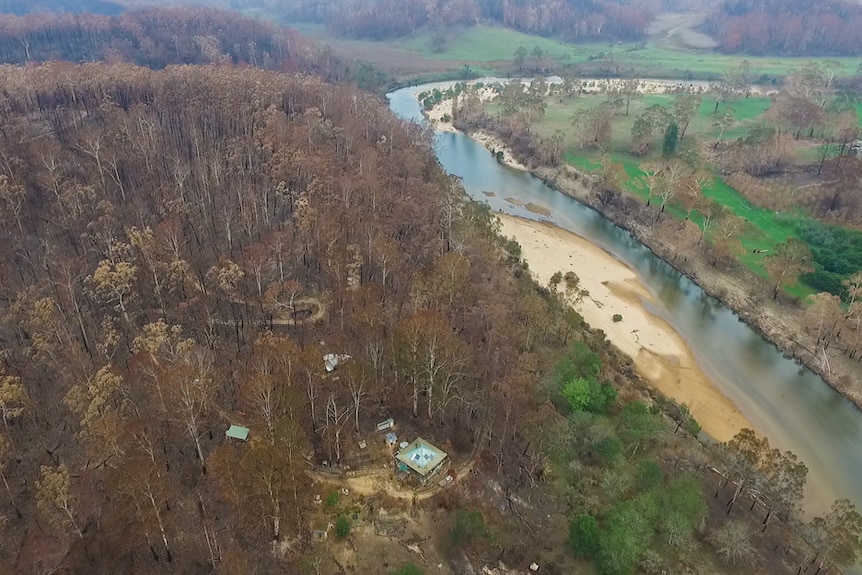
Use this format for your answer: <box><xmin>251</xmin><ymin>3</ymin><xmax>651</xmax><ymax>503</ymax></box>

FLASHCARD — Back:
<box><xmin>385</xmin><ymin>432</ymin><xmax>398</xmax><ymax>446</ymax></box>
<box><xmin>395</xmin><ymin>437</ymin><xmax>448</xmax><ymax>484</ymax></box>
<box><xmin>376</xmin><ymin>417</ymin><xmax>395</xmax><ymax>432</ymax></box>
<box><xmin>324</xmin><ymin>353</ymin><xmax>352</xmax><ymax>373</ymax></box>
<box><xmin>225</xmin><ymin>425</ymin><xmax>250</xmax><ymax>441</ymax></box>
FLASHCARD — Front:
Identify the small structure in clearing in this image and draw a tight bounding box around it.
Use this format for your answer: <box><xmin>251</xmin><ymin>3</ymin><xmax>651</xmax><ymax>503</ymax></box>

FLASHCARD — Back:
<box><xmin>225</xmin><ymin>425</ymin><xmax>250</xmax><ymax>441</ymax></box>
<box><xmin>323</xmin><ymin>353</ymin><xmax>351</xmax><ymax>373</ymax></box>
<box><xmin>376</xmin><ymin>417</ymin><xmax>395</xmax><ymax>432</ymax></box>
<box><xmin>395</xmin><ymin>438</ymin><xmax>448</xmax><ymax>484</ymax></box>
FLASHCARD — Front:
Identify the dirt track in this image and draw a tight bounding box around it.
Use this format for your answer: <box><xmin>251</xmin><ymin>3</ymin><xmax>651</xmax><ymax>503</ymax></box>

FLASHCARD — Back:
<box><xmin>647</xmin><ymin>12</ymin><xmax>718</xmax><ymax>51</ymax></box>
<box><xmin>307</xmin><ymin>453</ymin><xmax>478</xmax><ymax>500</ymax></box>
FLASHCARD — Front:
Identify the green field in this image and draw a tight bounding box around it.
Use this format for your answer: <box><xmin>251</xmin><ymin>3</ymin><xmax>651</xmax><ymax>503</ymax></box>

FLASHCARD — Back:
<box><xmin>525</xmin><ymin>90</ymin><xmax>818</xmax><ymax>295</ymax></box>
<box><xmin>296</xmin><ymin>23</ymin><xmax>862</xmax><ymax>81</ymax></box>
<box><xmin>565</xmin><ymin>149</ymin><xmax>801</xmax><ymax>276</ymax></box>
<box><xmin>522</xmin><ymin>93</ymin><xmax>773</xmax><ymax>158</ymax></box>
<box><xmin>436</xmin><ymin>27</ymin><xmax>862</xmax><ymax>78</ymax></box>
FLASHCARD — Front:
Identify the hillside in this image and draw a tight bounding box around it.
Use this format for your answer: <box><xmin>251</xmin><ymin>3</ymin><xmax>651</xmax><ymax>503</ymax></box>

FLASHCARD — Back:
<box><xmin>705</xmin><ymin>0</ymin><xmax>862</xmax><ymax>55</ymax></box>
<box><xmin>0</xmin><ymin>8</ymin><xmax>312</xmax><ymax>70</ymax></box>
<box><xmin>0</xmin><ymin>62</ymin><xmax>584</xmax><ymax>573</ymax></box>
<box><xmin>0</xmin><ymin>0</ymin><xmax>125</xmax><ymax>15</ymax></box>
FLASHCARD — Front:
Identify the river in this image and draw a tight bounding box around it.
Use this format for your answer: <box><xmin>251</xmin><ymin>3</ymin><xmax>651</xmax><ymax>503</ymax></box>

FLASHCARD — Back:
<box><xmin>387</xmin><ymin>81</ymin><xmax>862</xmax><ymax>525</ymax></box>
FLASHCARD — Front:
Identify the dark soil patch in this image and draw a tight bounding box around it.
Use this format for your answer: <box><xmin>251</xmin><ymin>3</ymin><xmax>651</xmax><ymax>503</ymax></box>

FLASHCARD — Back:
<box><xmin>291</xmin><ymin>307</ymin><xmax>314</xmax><ymax>320</ymax></box>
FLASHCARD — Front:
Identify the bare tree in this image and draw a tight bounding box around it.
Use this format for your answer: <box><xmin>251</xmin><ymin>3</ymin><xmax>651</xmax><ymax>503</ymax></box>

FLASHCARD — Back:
<box><xmin>167</xmin><ymin>347</ymin><xmax>216</xmax><ymax>474</ymax></box>
<box><xmin>712</xmin><ymin>520</ymin><xmax>756</xmax><ymax>566</ymax></box>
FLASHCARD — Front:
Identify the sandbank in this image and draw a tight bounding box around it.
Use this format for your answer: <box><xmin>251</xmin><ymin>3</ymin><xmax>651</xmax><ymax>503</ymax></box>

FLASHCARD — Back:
<box><xmin>498</xmin><ymin>214</ymin><xmax>751</xmax><ymax>442</ymax></box>
<box><xmin>420</xmin><ymin>88</ymin><xmax>529</xmax><ymax>171</ymax></box>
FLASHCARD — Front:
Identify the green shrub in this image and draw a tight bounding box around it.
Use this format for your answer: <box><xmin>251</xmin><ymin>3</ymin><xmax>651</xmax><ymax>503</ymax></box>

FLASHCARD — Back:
<box><xmin>685</xmin><ymin>416</ymin><xmax>702</xmax><ymax>437</ymax></box>
<box><xmin>450</xmin><ymin>509</ymin><xmax>485</xmax><ymax>547</ymax></box>
<box><xmin>504</xmin><ymin>238</ymin><xmax>522</xmax><ymax>260</ymax></box>
<box><xmin>570</xmin><ymin>342</ymin><xmax>602</xmax><ymax>378</ymax></box>
<box><xmin>612</xmin><ymin>314</ymin><xmax>623</xmax><ymax>322</ymax></box>
<box><xmin>637</xmin><ymin>460</ymin><xmax>663</xmax><ymax>492</ymax></box>
<box><xmin>550</xmin><ymin>271</ymin><xmax>563</xmax><ymax>289</ymax></box>
<box><xmin>568</xmin><ymin>514</ymin><xmax>601</xmax><ymax>558</ymax></box>
<box><xmin>325</xmin><ymin>490</ymin><xmax>340</xmax><ymax>508</ymax></box>
<box><xmin>335</xmin><ymin>515</ymin><xmax>351</xmax><ymax>539</ymax></box>
<box><xmin>562</xmin><ymin>377</ymin><xmax>617</xmax><ymax>414</ymax></box>
<box><xmin>593</xmin><ymin>436</ymin><xmax>623</xmax><ymax>465</ymax></box>
<box><xmin>597</xmin><ymin>501</ymin><xmax>653</xmax><ymax>575</ymax></box>
<box><xmin>392</xmin><ymin>564</ymin><xmax>424</xmax><ymax>575</ymax></box>
<box><xmin>617</xmin><ymin>401</ymin><xmax>664</xmax><ymax>454</ymax></box>
<box><xmin>562</xmin><ymin>377</ymin><xmax>592</xmax><ymax>412</ymax></box>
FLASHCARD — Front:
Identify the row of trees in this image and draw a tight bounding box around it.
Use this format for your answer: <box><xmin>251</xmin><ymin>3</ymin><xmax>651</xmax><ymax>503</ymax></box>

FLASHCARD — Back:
<box><xmin>0</xmin><ymin>0</ymin><xmax>124</xmax><ymax>15</ymax></box>
<box><xmin>715</xmin><ymin>429</ymin><xmax>862</xmax><ymax>573</ymax></box>
<box><xmin>451</xmin><ymin>68</ymin><xmax>862</xmax><ymax>304</ymax></box>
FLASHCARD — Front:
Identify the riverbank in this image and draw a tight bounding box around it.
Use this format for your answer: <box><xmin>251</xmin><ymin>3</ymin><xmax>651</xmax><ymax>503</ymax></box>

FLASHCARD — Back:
<box><xmin>420</xmin><ymin>88</ymin><xmax>530</xmax><ymax>171</ymax></box>
<box><xmin>420</xmin><ymin>81</ymin><xmax>862</xmax><ymax>414</ymax></box>
<box><xmin>498</xmin><ymin>214</ymin><xmax>751</xmax><ymax>442</ymax></box>
<box><xmin>526</xmin><ymin>162</ymin><xmax>862</xmax><ymax>408</ymax></box>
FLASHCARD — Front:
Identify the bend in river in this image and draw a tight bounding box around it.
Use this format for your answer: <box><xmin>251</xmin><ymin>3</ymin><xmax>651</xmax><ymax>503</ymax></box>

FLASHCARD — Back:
<box><xmin>388</xmin><ymin>81</ymin><xmax>862</xmax><ymax>527</ymax></box>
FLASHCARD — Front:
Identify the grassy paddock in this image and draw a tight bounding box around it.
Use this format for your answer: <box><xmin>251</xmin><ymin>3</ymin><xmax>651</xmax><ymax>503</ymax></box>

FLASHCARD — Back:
<box><xmin>421</xmin><ymin>27</ymin><xmax>862</xmax><ymax>77</ymax></box>
<box><xmin>299</xmin><ymin>24</ymin><xmax>862</xmax><ymax>81</ymax></box>
<box><xmin>541</xmin><ymin>91</ymin><xmax>809</xmax><ymax>289</ymax></box>
<box><xmin>529</xmin><ymin>92</ymin><xmax>771</xmax><ymax>161</ymax></box>
<box><xmin>563</xmin><ymin>146</ymin><xmax>812</xmax><ymax>293</ymax></box>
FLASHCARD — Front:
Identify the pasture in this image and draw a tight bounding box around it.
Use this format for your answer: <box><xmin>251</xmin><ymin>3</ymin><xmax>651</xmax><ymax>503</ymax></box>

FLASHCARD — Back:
<box><xmin>295</xmin><ymin>23</ymin><xmax>862</xmax><ymax>82</ymax></box>
<box><xmin>527</xmin><ymin>90</ymin><xmax>811</xmax><ymax>289</ymax></box>
<box><xmin>525</xmin><ymin>92</ymin><xmax>772</xmax><ymax>157</ymax></box>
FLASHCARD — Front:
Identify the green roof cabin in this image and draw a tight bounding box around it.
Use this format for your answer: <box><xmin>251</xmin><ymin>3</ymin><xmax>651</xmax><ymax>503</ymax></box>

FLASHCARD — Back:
<box><xmin>225</xmin><ymin>425</ymin><xmax>250</xmax><ymax>441</ymax></box>
<box><xmin>395</xmin><ymin>437</ymin><xmax>447</xmax><ymax>484</ymax></box>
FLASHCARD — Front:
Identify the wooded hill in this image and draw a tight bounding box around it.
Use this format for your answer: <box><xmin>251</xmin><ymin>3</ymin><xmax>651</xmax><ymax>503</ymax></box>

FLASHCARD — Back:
<box><xmin>705</xmin><ymin>0</ymin><xmax>862</xmax><ymax>55</ymax></box>
<box><xmin>278</xmin><ymin>0</ymin><xmax>655</xmax><ymax>41</ymax></box>
<box><xmin>79</xmin><ymin>0</ymin><xmax>656</xmax><ymax>42</ymax></box>
<box><xmin>0</xmin><ymin>0</ymin><xmax>124</xmax><ymax>16</ymax></box>
<box><xmin>0</xmin><ymin>62</ymin><xmax>583</xmax><ymax>573</ymax></box>
<box><xmin>0</xmin><ymin>8</ymin><xmax>334</xmax><ymax>77</ymax></box>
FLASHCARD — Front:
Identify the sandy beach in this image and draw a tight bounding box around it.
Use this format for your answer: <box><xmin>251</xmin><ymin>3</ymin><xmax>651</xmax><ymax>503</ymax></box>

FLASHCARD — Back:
<box><xmin>498</xmin><ymin>214</ymin><xmax>751</xmax><ymax>442</ymax></box>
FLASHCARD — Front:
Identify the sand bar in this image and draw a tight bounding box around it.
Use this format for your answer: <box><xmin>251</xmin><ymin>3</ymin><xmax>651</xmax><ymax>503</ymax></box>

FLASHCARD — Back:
<box><xmin>420</xmin><ymin>88</ymin><xmax>529</xmax><ymax>171</ymax></box>
<box><xmin>498</xmin><ymin>214</ymin><xmax>751</xmax><ymax>442</ymax></box>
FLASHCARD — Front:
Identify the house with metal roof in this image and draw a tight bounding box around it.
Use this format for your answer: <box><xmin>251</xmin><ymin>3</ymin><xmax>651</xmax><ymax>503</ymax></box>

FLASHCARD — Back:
<box><xmin>225</xmin><ymin>425</ymin><xmax>250</xmax><ymax>441</ymax></box>
<box><xmin>394</xmin><ymin>438</ymin><xmax>448</xmax><ymax>484</ymax></box>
